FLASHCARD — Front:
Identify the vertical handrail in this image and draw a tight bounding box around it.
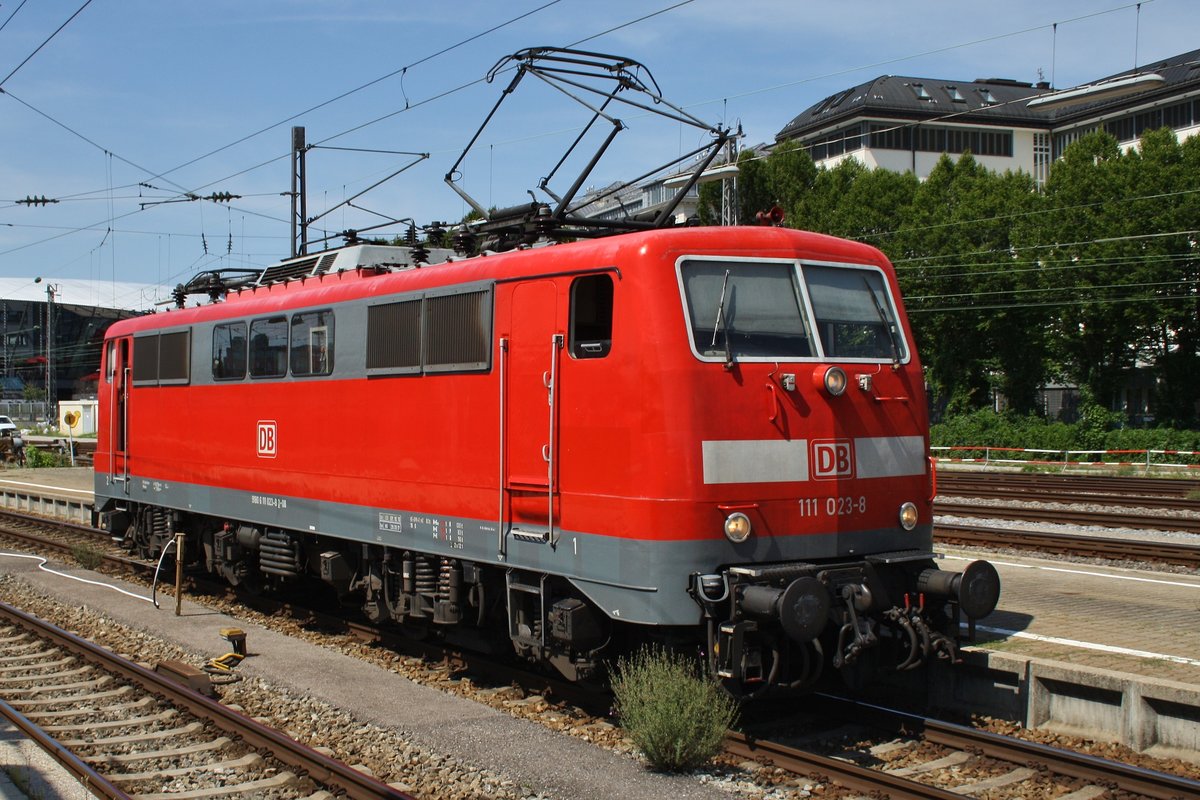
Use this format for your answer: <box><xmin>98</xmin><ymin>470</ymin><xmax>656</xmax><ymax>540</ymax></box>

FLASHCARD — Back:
<box><xmin>547</xmin><ymin>334</ymin><xmax>563</xmax><ymax>546</ymax></box>
<box><xmin>497</xmin><ymin>337</ymin><xmax>508</xmax><ymax>559</ymax></box>
<box><xmin>121</xmin><ymin>364</ymin><xmax>131</xmax><ymax>490</ymax></box>
<box><xmin>108</xmin><ymin>351</ymin><xmax>116</xmax><ymax>481</ymax></box>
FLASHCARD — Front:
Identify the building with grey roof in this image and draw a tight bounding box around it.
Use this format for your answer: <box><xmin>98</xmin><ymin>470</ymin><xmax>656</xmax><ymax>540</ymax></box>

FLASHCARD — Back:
<box><xmin>775</xmin><ymin>48</ymin><xmax>1200</xmax><ymax>185</ymax></box>
<box><xmin>0</xmin><ymin>278</ymin><xmax>168</xmax><ymax>408</ymax></box>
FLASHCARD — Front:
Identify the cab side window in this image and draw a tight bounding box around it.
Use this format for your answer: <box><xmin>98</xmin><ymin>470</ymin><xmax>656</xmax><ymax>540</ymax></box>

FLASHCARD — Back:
<box><xmin>569</xmin><ymin>274</ymin><xmax>613</xmax><ymax>359</ymax></box>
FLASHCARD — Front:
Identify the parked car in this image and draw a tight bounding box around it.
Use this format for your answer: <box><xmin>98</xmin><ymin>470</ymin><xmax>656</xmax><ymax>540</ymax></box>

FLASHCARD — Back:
<box><xmin>0</xmin><ymin>416</ymin><xmax>16</xmax><ymax>436</ymax></box>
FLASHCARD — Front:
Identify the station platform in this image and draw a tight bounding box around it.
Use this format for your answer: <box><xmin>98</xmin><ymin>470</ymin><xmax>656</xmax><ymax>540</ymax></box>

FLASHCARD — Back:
<box><xmin>0</xmin><ymin>468</ymin><xmax>92</xmax><ymax>525</ymax></box>
<box><xmin>0</xmin><ymin>465</ymin><xmax>1197</xmax><ymax>765</ymax></box>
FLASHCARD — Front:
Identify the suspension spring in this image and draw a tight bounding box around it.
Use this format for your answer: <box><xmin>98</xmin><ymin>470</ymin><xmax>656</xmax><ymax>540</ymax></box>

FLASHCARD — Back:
<box><xmin>414</xmin><ymin>556</ymin><xmax>437</xmax><ymax>595</ymax></box>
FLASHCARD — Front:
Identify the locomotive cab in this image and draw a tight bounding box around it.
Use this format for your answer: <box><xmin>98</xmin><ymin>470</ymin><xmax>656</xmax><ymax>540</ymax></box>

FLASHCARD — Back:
<box><xmin>665</xmin><ymin>244</ymin><xmax>1000</xmax><ymax>692</ymax></box>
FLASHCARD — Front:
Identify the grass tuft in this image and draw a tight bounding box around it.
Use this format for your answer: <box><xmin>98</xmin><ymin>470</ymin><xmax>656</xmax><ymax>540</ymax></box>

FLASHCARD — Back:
<box><xmin>611</xmin><ymin>645</ymin><xmax>738</xmax><ymax>772</ymax></box>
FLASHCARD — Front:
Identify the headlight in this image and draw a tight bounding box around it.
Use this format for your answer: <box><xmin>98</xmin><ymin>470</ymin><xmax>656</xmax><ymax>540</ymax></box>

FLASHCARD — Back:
<box><xmin>723</xmin><ymin>512</ymin><xmax>752</xmax><ymax>543</ymax></box>
<box><xmin>821</xmin><ymin>366</ymin><xmax>847</xmax><ymax>396</ymax></box>
<box><xmin>899</xmin><ymin>501</ymin><xmax>919</xmax><ymax>531</ymax></box>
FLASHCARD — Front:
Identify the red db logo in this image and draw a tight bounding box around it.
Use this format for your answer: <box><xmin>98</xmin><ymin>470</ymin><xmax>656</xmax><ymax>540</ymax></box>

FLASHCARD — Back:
<box><xmin>257</xmin><ymin>421</ymin><xmax>277</xmax><ymax>458</ymax></box>
<box><xmin>812</xmin><ymin>439</ymin><xmax>853</xmax><ymax>479</ymax></box>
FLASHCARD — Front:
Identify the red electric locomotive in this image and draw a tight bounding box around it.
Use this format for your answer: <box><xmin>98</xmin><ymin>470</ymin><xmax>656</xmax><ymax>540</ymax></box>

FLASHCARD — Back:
<box><xmin>94</xmin><ymin>225</ymin><xmax>999</xmax><ymax>693</ymax></box>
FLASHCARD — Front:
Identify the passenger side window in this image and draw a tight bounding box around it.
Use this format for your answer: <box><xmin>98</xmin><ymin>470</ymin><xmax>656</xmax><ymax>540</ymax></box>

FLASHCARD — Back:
<box><xmin>290</xmin><ymin>310</ymin><xmax>334</xmax><ymax>377</ymax></box>
<box><xmin>569</xmin><ymin>274</ymin><xmax>613</xmax><ymax>359</ymax></box>
<box><xmin>249</xmin><ymin>316</ymin><xmax>288</xmax><ymax>378</ymax></box>
<box><xmin>212</xmin><ymin>322</ymin><xmax>247</xmax><ymax>380</ymax></box>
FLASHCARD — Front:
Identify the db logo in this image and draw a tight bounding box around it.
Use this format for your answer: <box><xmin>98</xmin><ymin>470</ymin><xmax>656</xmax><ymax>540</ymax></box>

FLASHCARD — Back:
<box><xmin>811</xmin><ymin>439</ymin><xmax>854</xmax><ymax>479</ymax></box>
<box><xmin>257</xmin><ymin>421</ymin><xmax>277</xmax><ymax>458</ymax></box>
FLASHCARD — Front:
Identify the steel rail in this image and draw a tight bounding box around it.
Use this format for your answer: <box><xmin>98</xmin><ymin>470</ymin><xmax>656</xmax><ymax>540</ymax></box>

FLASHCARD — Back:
<box><xmin>724</xmin><ymin>730</ymin><xmax>965</xmax><ymax>800</ymax></box>
<box><xmin>938</xmin><ymin>472</ymin><xmax>1200</xmax><ymax>498</ymax></box>
<box><xmin>802</xmin><ymin>695</ymin><xmax>1200</xmax><ymax>800</ymax></box>
<box><xmin>0</xmin><ymin>697</ymin><xmax>130</xmax><ymax>800</ymax></box>
<box><xmin>935</xmin><ymin>522</ymin><xmax>1200</xmax><ymax>567</ymax></box>
<box><xmin>0</xmin><ymin>601</ymin><xmax>414</xmax><ymax>800</ymax></box>
<box><xmin>0</xmin><ymin>512</ymin><xmax>152</xmax><ymax>578</ymax></box>
<box><xmin>922</xmin><ymin>718</ymin><xmax>1200</xmax><ymax>800</ymax></box>
<box><xmin>934</xmin><ymin>499</ymin><xmax>1200</xmax><ymax>533</ymax></box>
<box><xmin>939</xmin><ymin>484</ymin><xmax>1200</xmax><ymax>511</ymax></box>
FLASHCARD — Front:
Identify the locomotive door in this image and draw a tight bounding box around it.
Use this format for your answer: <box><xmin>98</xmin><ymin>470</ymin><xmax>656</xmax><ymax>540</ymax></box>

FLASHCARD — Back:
<box><xmin>106</xmin><ymin>336</ymin><xmax>131</xmax><ymax>491</ymax></box>
<box><xmin>501</xmin><ymin>280</ymin><xmax>562</xmax><ymax>553</ymax></box>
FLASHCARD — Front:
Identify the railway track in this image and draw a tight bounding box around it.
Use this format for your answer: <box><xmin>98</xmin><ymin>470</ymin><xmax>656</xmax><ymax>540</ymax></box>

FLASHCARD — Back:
<box><xmin>934</xmin><ymin>497</ymin><xmax>1200</xmax><ymax>533</ymax></box>
<box><xmin>4</xmin><ymin>508</ymin><xmax>1200</xmax><ymax>797</ymax></box>
<box><xmin>0</xmin><ymin>601</ymin><xmax>412</xmax><ymax>799</ymax></box>
<box><xmin>728</xmin><ymin>698</ymin><xmax>1200</xmax><ymax>800</ymax></box>
<box><xmin>938</xmin><ymin>471</ymin><xmax>1200</xmax><ymax>506</ymax></box>
<box><xmin>935</xmin><ymin>521</ymin><xmax>1200</xmax><ymax>567</ymax></box>
<box><xmin>0</xmin><ymin>507</ymin><xmax>609</xmax><ymax>713</ymax></box>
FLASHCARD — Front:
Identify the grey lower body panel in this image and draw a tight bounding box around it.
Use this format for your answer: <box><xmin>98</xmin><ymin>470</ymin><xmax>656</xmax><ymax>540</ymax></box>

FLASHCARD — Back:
<box><xmin>95</xmin><ymin>473</ymin><xmax>934</xmax><ymax>626</ymax></box>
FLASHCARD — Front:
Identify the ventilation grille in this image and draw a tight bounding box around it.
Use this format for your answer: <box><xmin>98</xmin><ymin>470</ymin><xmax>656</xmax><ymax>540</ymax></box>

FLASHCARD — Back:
<box><xmin>257</xmin><ymin>256</ymin><xmax>320</xmax><ymax>286</ymax></box>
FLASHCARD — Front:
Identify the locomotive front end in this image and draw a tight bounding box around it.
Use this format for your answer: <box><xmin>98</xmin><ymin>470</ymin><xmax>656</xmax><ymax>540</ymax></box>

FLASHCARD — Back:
<box><xmin>673</xmin><ymin>238</ymin><xmax>1000</xmax><ymax>693</ymax></box>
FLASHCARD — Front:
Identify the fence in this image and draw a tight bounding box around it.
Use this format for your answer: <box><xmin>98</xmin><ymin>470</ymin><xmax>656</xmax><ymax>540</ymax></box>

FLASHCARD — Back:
<box><xmin>930</xmin><ymin>445</ymin><xmax>1200</xmax><ymax>471</ymax></box>
<box><xmin>0</xmin><ymin>401</ymin><xmax>51</xmax><ymax>427</ymax></box>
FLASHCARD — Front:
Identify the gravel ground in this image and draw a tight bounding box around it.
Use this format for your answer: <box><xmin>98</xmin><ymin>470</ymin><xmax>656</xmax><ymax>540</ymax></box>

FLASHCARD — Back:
<box><xmin>3</xmin><ymin>508</ymin><xmax>1199</xmax><ymax>798</ymax></box>
<box><xmin>0</xmin><ymin>570</ymin><xmax>819</xmax><ymax>800</ymax></box>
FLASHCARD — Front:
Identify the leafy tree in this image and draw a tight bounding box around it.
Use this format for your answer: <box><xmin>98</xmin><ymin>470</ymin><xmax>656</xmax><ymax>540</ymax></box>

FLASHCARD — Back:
<box><xmin>1037</xmin><ymin>131</ymin><xmax>1141</xmax><ymax>405</ymax></box>
<box><xmin>695</xmin><ymin>127</ymin><xmax>1198</xmax><ymax>426</ymax></box>
<box><xmin>1132</xmin><ymin>129</ymin><xmax>1200</xmax><ymax>426</ymax></box>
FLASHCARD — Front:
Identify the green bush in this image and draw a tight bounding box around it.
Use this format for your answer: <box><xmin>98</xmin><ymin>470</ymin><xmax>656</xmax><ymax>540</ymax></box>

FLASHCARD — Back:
<box><xmin>24</xmin><ymin>446</ymin><xmax>65</xmax><ymax>468</ymax></box>
<box><xmin>611</xmin><ymin>646</ymin><xmax>738</xmax><ymax>772</ymax></box>
<box><xmin>931</xmin><ymin>409</ymin><xmax>1200</xmax><ymax>465</ymax></box>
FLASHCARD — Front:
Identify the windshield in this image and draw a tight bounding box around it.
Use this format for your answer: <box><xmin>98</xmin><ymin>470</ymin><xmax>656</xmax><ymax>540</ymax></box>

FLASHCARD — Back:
<box><xmin>681</xmin><ymin>260</ymin><xmax>813</xmax><ymax>359</ymax></box>
<box><xmin>804</xmin><ymin>264</ymin><xmax>908</xmax><ymax>361</ymax></box>
<box><xmin>679</xmin><ymin>258</ymin><xmax>907</xmax><ymax>362</ymax></box>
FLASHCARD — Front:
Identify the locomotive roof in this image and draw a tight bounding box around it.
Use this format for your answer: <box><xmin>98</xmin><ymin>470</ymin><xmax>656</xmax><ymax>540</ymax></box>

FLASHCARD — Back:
<box><xmin>105</xmin><ymin>226</ymin><xmax>892</xmax><ymax>337</ymax></box>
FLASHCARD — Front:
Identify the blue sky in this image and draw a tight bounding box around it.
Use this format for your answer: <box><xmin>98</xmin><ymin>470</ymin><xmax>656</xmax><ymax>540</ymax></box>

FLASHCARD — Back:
<box><xmin>1</xmin><ymin>0</ymin><xmax>1196</xmax><ymax>308</ymax></box>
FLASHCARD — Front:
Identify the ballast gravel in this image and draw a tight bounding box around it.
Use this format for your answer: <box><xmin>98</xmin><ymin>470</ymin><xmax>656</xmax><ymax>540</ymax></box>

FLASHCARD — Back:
<box><xmin>0</xmin><ymin>568</ymin><xmax>816</xmax><ymax>800</ymax></box>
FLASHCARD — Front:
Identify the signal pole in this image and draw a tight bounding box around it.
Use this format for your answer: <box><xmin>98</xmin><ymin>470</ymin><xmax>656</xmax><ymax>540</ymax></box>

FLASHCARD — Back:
<box><xmin>36</xmin><ymin>280</ymin><xmax>58</xmax><ymax>425</ymax></box>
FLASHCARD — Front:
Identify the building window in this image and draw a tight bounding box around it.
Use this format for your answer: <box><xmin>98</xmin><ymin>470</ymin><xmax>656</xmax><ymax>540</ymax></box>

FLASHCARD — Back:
<box><xmin>869</xmin><ymin>123</ymin><xmax>912</xmax><ymax>151</ymax></box>
<box><xmin>1033</xmin><ymin>132</ymin><xmax>1051</xmax><ymax>189</ymax></box>
<box><xmin>869</xmin><ymin>123</ymin><xmax>1011</xmax><ymax>157</ymax></box>
<box><xmin>946</xmin><ymin>85</ymin><xmax>966</xmax><ymax>103</ymax></box>
<box><xmin>1105</xmin><ymin>117</ymin><xmax>1135</xmax><ymax>142</ymax></box>
<box><xmin>1163</xmin><ymin>100</ymin><xmax>1194</xmax><ymax>130</ymax></box>
<box><xmin>1134</xmin><ymin>108</ymin><xmax>1163</xmax><ymax>137</ymax></box>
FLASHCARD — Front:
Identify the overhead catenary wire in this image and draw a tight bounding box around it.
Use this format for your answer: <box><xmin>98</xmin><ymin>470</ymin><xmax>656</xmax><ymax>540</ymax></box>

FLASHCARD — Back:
<box><xmin>0</xmin><ymin>0</ymin><xmax>95</xmax><ymax>90</ymax></box>
<box><xmin>1</xmin><ymin>0</ymin><xmax>708</xmax><ymax>295</ymax></box>
<box><xmin>0</xmin><ymin>0</ymin><xmax>1179</xmax><ymax>295</ymax></box>
<box><xmin>0</xmin><ymin>0</ymin><xmax>30</xmax><ymax>35</ymax></box>
<box><xmin>0</xmin><ymin>1</ymin><xmax>574</xmax><ymax>271</ymax></box>
<box><xmin>121</xmin><ymin>0</ymin><xmax>569</xmax><ymax>193</ymax></box>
